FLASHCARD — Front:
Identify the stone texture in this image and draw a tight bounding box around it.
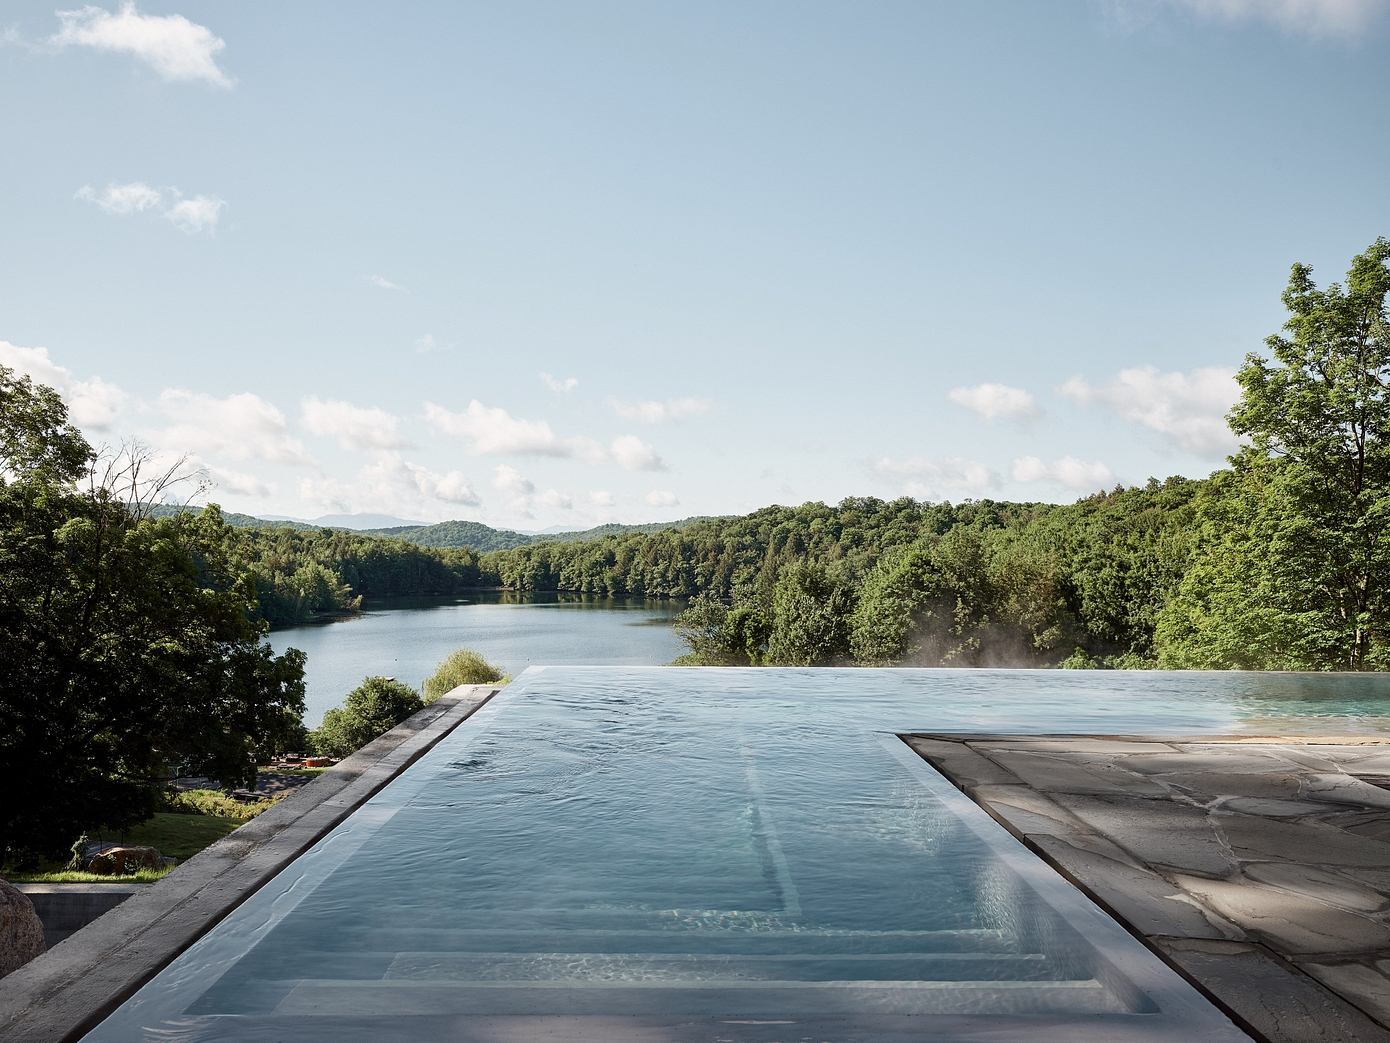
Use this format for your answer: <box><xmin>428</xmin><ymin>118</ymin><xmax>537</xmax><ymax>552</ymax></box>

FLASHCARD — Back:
<box><xmin>968</xmin><ymin>784</ymin><xmax>1093</xmax><ymax>838</ymax></box>
<box><xmin>1026</xmin><ymin>833</ymin><xmax>1244</xmax><ymax>941</ymax></box>
<box><xmin>1171</xmin><ymin>874</ymin><xmax>1390</xmax><ymax>955</ymax></box>
<box><xmin>1156</xmin><ymin>938</ymin><xmax>1390</xmax><ymax>1043</ymax></box>
<box><xmin>85</xmin><ymin>846</ymin><xmax>161</xmax><ymax>876</ymax></box>
<box><xmin>1050</xmin><ymin>792</ymin><xmax>1240</xmax><ymax>877</ymax></box>
<box><xmin>982</xmin><ymin>750</ymin><xmax>1170</xmax><ymax>797</ymax></box>
<box><xmin>1299</xmin><ymin>959</ymin><xmax>1390</xmax><ymax>1028</ymax></box>
<box><xmin>983</xmin><ymin>738</ymin><xmax>1180</xmax><ymax>755</ymax></box>
<box><xmin>1301</xmin><ymin>774</ymin><xmax>1390</xmax><ymax>810</ymax></box>
<box><xmin>924</xmin><ymin>735</ymin><xmax>1390</xmax><ymax>1037</ymax></box>
<box><xmin>1219</xmin><ymin>814</ymin><xmax>1390</xmax><ymax>868</ymax></box>
<box><xmin>0</xmin><ymin>880</ymin><xmax>45</xmax><ymax>979</ymax></box>
<box><xmin>1242</xmin><ymin>862</ymin><xmax>1389</xmax><ymax>914</ymax></box>
<box><xmin>901</xmin><ymin>736</ymin><xmax>1023</xmax><ymax>788</ymax></box>
<box><xmin>1220</xmin><ymin>796</ymin><xmax>1331</xmax><ymax>818</ymax></box>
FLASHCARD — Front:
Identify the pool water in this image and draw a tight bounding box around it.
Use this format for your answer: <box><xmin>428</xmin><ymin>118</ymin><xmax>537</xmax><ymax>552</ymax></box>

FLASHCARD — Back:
<box><xmin>83</xmin><ymin>668</ymin><xmax>1390</xmax><ymax>1041</ymax></box>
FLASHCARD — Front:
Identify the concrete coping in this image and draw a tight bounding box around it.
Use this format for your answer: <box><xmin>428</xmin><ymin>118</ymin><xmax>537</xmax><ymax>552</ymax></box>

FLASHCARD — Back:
<box><xmin>0</xmin><ymin>683</ymin><xmax>499</xmax><ymax>1043</ymax></box>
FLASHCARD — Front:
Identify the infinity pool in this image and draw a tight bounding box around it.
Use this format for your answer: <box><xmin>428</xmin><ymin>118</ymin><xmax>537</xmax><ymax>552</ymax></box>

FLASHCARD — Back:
<box><xmin>83</xmin><ymin>668</ymin><xmax>1390</xmax><ymax>1041</ymax></box>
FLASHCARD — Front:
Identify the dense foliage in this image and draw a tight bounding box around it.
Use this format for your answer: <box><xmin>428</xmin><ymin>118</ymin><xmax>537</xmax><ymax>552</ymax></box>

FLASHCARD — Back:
<box><xmin>1157</xmin><ymin>239</ymin><xmax>1390</xmax><ymax>669</ymax></box>
<box><xmin>423</xmin><ymin>649</ymin><xmax>505</xmax><ymax>701</ymax></box>
<box><xmin>230</xmin><ymin>526</ymin><xmax>483</xmax><ymax>626</ymax></box>
<box><xmin>0</xmin><ymin>367</ymin><xmax>306</xmax><ymax>862</ymax></box>
<box><xmin>481</xmin><ymin>242</ymin><xmax>1390</xmax><ymax>672</ymax></box>
<box><xmin>309</xmin><ymin>676</ymin><xmax>425</xmax><ymax>757</ymax></box>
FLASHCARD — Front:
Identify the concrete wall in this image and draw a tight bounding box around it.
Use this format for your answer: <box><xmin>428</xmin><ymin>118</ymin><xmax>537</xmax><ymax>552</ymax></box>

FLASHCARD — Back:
<box><xmin>15</xmin><ymin>886</ymin><xmax>139</xmax><ymax>949</ymax></box>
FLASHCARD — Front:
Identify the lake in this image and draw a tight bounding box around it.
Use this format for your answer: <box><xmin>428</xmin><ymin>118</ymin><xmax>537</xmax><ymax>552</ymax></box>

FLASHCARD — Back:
<box><xmin>268</xmin><ymin>593</ymin><xmax>686</xmax><ymax>726</ymax></box>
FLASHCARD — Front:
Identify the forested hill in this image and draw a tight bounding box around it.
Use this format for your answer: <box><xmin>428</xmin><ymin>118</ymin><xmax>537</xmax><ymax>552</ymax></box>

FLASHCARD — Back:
<box><xmin>360</xmin><ymin>516</ymin><xmax>723</xmax><ymax>551</ymax></box>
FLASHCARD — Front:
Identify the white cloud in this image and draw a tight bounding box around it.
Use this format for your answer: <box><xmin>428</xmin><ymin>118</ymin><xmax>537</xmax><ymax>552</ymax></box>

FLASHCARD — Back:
<box><xmin>947</xmin><ymin>383</ymin><xmax>1038</xmax><ymax>421</ymax></box>
<box><xmin>301</xmin><ymin>396</ymin><xmax>408</xmax><ymax>451</ymax></box>
<box><xmin>414</xmin><ymin>333</ymin><xmax>440</xmax><ymax>354</ymax></box>
<box><xmin>873</xmin><ymin>455</ymin><xmax>998</xmax><ymax>498</ymax></box>
<box><xmin>0</xmin><ymin>340</ymin><xmax>127</xmax><ymax>430</ymax></box>
<box><xmin>492</xmin><ymin>464</ymin><xmax>534</xmax><ymax>497</ymax></box>
<box><xmin>163</xmin><ymin>194</ymin><xmax>223</xmax><ymax>234</ymax></box>
<box><xmin>411</xmin><ymin>463</ymin><xmax>480</xmax><ymax>506</ymax></box>
<box><xmin>426</xmin><ymin>400</ymin><xmax>571</xmax><ymax>457</ymax></box>
<box><xmin>609</xmin><ymin>434</ymin><xmax>665</xmax><ymax>472</ymax></box>
<box><xmin>541</xmin><ymin>372</ymin><xmax>578</xmax><ymax>394</ymax></box>
<box><xmin>589</xmin><ymin>490</ymin><xmax>615</xmax><ymax>508</ymax></box>
<box><xmin>51</xmin><ymin>2</ymin><xmax>233</xmax><ymax>87</ymax></box>
<box><xmin>298</xmin><ymin>452</ymin><xmax>481</xmax><ymax>516</ymax></box>
<box><xmin>1104</xmin><ymin>0</ymin><xmax>1386</xmax><ymax>37</ymax></box>
<box><xmin>155</xmin><ymin>389</ymin><xmax>312</xmax><ymax>465</ymax></box>
<box><xmin>74</xmin><ymin>181</ymin><xmax>161</xmax><ymax>214</ymax></box>
<box><xmin>539</xmin><ymin>489</ymin><xmax>574</xmax><ymax>510</ymax></box>
<box><xmin>367</xmin><ymin>274</ymin><xmax>406</xmax><ymax>292</ymax></box>
<box><xmin>76</xmin><ymin>182</ymin><xmax>224</xmax><ymax>235</ymax></box>
<box><xmin>1060</xmin><ymin>365</ymin><xmax>1238</xmax><ymax>457</ymax></box>
<box><xmin>424</xmin><ymin>400</ymin><xmax>665</xmax><ymax>470</ymax></box>
<box><xmin>611</xmin><ymin>397</ymin><xmax>712</xmax><ymax>423</ymax></box>
<box><xmin>1012</xmin><ymin>455</ymin><xmax>1116</xmax><ymax>490</ymax></box>
<box><xmin>205</xmin><ymin>463</ymin><xmax>270</xmax><ymax>498</ymax></box>
<box><xmin>645</xmin><ymin>490</ymin><xmax>680</xmax><ymax>508</ymax></box>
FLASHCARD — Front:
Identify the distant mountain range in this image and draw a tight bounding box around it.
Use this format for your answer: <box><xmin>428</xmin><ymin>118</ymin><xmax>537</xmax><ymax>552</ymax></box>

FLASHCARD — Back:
<box><xmin>149</xmin><ymin>505</ymin><xmax>720</xmax><ymax>552</ymax></box>
<box><xmin>259</xmin><ymin>512</ymin><xmax>427</xmax><ymax>530</ymax></box>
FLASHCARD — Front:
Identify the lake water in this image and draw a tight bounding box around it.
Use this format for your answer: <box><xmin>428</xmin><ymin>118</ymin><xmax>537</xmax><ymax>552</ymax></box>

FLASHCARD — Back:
<box><xmin>268</xmin><ymin>594</ymin><xmax>686</xmax><ymax>726</ymax></box>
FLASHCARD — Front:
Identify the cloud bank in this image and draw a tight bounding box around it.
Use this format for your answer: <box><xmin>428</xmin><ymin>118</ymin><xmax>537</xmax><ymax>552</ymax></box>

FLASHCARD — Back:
<box><xmin>51</xmin><ymin>2</ymin><xmax>233</xmax><ymax>87</ymax></box>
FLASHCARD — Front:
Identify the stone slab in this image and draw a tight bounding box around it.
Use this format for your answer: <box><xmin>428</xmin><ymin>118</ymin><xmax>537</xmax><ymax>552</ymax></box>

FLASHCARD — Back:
<box><xmin>900</xmin><ymin>736</ymin><xmax>1024</xmax><ymax>788</ymax></box>
<box><xmin>1156</xmin><ymin>938</ymin><xmax>1390</xmax><ymax>1043</ymax></box>
<box><xmin>1299</xmin><ymin>959</ymin><xmax>1390</xmax><ymax>1028</ymax></box>
<box><xmin>969</xmin><ymin>784</ymin><xmax>1095</xmax><ymax>838</ymax></box>
<box><xmin>1026</xmin><ymin>833</ymin><xmax>1244</xmax><ymax>941</ymax></box>
<box><xmin>1049</xmin><ymin>793</ymin><xmax>1240</xmax><ymax>877</ymax></box>
<box><xmin>0</xmin><ymin>684</ymin><xmax>500</xmax><ymax>1043</ymax></box>
<box><xmin>1171</xmin><ymin>874</ymin><xmax>1390</xmax><ymax>956</ymax></box>
<box><xmin>982</xmin><ymin>750</ymin><xmax>1171</xmax><ymax>797</ymax></box>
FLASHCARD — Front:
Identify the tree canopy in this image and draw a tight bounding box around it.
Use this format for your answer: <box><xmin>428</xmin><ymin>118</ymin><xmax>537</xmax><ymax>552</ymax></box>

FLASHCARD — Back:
<box><xmin>0</xmin><ymin>366</ymin><xmax>306</xmax><ymax>862</ymax></box>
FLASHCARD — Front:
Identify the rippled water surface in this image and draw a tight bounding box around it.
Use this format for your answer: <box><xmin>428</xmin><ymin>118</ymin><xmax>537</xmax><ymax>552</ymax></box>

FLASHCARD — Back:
<box><xmin>84</xmin><ymin>668</ymin><xmax>1388</xmax><ymax>1041</ymax></box>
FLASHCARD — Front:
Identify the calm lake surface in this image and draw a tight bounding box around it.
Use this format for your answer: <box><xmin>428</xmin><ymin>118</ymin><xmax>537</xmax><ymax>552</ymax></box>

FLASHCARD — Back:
<box><xmin>269</xmin><ymin>593</ymin><xmax>686</xmax><ymax>726</ymax></box>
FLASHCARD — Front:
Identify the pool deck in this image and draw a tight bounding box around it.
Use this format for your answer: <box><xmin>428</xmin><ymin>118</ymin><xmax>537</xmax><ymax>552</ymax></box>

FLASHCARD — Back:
<box><xmin>907</xmin><ymin>734</ymin><xmax>1390</xmax><ymax>1043</ymax></box>
<box><xmin>0</xmin><ymin>684</ymin><xmax>500</xmax><ymax>1043</ymax></box>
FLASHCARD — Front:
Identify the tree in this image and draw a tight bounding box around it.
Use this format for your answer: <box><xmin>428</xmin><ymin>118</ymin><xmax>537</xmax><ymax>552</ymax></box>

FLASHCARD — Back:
<box><xmin>0</xmin><ymin>367</ymin><xmax>306</xmax><ymax>862</ymax></box>
<box><xmin>310</xmin><ymin>676</ymin><xmax>424</xmax><ymax>757</ymax></box>
<box><xmin>1159</xmin><ymin>239</ymin><xmax>1390</xmax><ymax>669</ymax></box>
<box><xmin>765</xmin><ymin>562</ymin><xmax>854</xmax><ymax>665</ymax></box>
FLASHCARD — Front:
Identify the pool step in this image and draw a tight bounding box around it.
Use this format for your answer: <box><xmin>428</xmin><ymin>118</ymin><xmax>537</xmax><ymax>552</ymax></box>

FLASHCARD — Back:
<box><xmin>323</xmin><ymin>925</ymin><xmax>1023</xmax><ymax>956</ymax></box>
<box><xmin>384</xmin><ymin>950</ymin><xmax>1061</xmax><ymax>984</ymax></box>
<box><xmin>267</xmin><ymin>977</ymin><xmax>1130</xmax><ymax>1017</ymax></box>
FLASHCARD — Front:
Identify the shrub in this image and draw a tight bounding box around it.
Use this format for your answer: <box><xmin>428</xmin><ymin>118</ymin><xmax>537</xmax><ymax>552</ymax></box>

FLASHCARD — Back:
<box><xmin>423</xmin><ymin>649</ymin><xmax>504</xmax><ymax>702</ymax></box>
<box><xmin>309</xmin><ymin>676</ymin><xmax>424</xmax><ymax>757</ymax></box>
<box><xmin>166</xmin><ymin>789</ymin><xmax>279</xmax><ymax>821</ymax></box>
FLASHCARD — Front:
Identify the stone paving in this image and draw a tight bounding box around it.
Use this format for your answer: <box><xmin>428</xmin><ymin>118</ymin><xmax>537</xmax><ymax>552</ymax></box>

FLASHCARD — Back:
<box><xmin>906</xmin><ymin>734</ymin><xmax>1390</xmax><ymax>1043</ymax></box>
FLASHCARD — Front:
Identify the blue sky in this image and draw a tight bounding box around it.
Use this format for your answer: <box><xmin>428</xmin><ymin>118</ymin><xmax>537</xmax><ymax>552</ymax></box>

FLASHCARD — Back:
<box><xmin>3</xmin><ymin>1</ymin><xmax>1388</xmax><ymax>529</ymax></box>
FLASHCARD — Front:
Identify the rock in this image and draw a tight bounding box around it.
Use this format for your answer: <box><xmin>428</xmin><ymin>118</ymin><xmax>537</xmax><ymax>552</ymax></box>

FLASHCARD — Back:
<box><xmin>0</xmin><ymin>877</ymin><xmax>46</xmax><ymax>977</ymax></box>
<box><xmin>86</xmin><ymin>846</ymin><xmax>161</xmax><ymax>876</ymax></box>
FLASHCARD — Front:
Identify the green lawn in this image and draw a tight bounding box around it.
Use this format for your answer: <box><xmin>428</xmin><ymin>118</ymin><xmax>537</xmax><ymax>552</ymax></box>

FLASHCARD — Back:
<box><xmin>3</xmin><ymin>812</ymin><xmax>244</xmax><ymax>882</ymax></box>
<box><xmin>125</xmin><ymin>812</ymin><xmax>242</xmax><ymax>861</ymax></box>
<box><xmin>12</xmin><ymin>867</ymin><xmax>171</xmax><ymax>884</ymax></box>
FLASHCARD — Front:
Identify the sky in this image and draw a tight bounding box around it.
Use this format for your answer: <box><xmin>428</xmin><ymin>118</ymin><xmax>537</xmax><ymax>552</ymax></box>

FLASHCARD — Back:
<box><xmin>2</xmin><ymin>0</ymin><xmax>1389</xmax><ymax>530</ymax></box>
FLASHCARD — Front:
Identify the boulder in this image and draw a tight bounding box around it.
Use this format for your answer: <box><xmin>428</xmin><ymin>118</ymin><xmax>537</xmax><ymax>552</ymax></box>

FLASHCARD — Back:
<box><xmin>86</xmin><ymin>846</ymin><xmax>161</xmax><ymax>876</ymax></box>
<box><xmin>0</xmin><ymin>877</ymin><xmax>46</xmax><ymax>977</ymax></box>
